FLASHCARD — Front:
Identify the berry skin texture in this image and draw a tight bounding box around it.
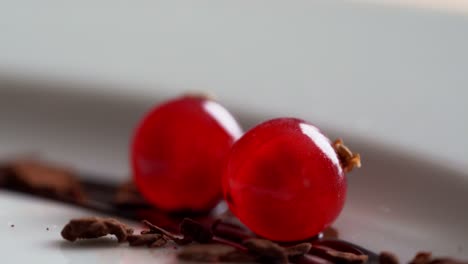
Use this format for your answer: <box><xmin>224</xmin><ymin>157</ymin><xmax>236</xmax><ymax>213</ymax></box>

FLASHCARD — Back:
<box><xmin>222</xmin><ymin>118</ymin><xmax>346</xmax><ymax>242</ymax></box>
<box><xmin>131</xmin><ymin>96</ymin><xmax>242</xmax><ymax>212</ymax></box>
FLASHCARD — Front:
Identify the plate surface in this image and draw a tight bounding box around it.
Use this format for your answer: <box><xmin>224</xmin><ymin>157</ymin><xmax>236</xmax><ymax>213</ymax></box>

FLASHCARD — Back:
<box><xmin>0</xmin><ymin>80</ymin><xmax>467</xmax><ymax>264</ymax></box>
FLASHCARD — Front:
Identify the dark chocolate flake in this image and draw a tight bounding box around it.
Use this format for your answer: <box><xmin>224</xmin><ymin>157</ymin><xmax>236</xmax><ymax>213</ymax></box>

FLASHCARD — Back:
<box><xmin>0</xmin><ymin>160</ymin><xmax>85</xmax><ymax>203</ymax></box>
<box><xmin>61</xmin><ymin>217</ymin><xmax>133</xmax><ymax>242</ymax></box>
<box><xmin>286</xmin><ymin>242</ymin><xmax>312</xmax><ymax>258</ymax></box>
<box><xmin>310</xmin><ymin>245</ymin><xmax>368</xmax><ymax>264</ymax></box>
<box><xmin>142</xmin><ymin>220</ymin><xmax>191</xmax><ymax>245</ymax></box>
<box><xmin>127</xmin><ymin>233</ymin><xmax>164</xmax><ymax>247</ymax></box>
<box><xmin>243</xmin><ymin>238</ymin><xmax>288</xmax><ymax>264</ymax></box>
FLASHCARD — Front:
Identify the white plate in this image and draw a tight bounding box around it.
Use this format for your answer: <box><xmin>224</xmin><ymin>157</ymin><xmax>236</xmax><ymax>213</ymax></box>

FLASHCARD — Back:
<box><xmin>0</xmin><ymin>78</ymin><xmax>467</xmax><ymax>264</ymax></box>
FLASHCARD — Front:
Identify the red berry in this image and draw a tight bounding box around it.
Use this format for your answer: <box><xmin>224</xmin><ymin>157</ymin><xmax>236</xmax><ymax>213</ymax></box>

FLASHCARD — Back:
<box><xmin>222</xmin><ymin>118</ymin><xmax>346</xmax><ymax>241</ymax></box>
<box><xmin>131</xmin><ymin>96</ymin><xmax>242</xmax><ymax>212</ymax></box>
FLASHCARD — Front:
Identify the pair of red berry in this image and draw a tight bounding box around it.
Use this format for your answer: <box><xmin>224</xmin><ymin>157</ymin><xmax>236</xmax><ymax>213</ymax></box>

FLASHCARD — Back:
<box><xmin>131</xmin><ymin>95</ymin><xmax>360</xmax><ymax>242</ymax></box>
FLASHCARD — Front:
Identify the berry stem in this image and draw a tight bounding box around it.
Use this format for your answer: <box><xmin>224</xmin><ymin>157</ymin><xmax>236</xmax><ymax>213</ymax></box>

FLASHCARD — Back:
<box><xmin>332</xmin><ymin>139</ymin><xmax>361</xmax><ymax>173</ymax></box>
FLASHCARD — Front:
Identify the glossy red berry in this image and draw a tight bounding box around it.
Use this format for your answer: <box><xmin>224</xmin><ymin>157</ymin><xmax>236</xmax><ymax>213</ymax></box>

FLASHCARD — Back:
<box><xmin>131</xmin><ymin>95</ymin><xmax>242</xmax><ymax>212</ymax></box>
<box><xmin>222</xmin><ymin>118</ymin><xmax>346</xmax><ymax>241</ymax></box>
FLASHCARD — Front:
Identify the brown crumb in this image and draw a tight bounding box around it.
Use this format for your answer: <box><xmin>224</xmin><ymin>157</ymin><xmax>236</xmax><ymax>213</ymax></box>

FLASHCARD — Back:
<box><xmin>243</xmin><ymin>238</ymin><xmax>288</xmax><ymax>264</ymax></box>
<box><xmin>285</xmin><ymin>242</ymin><xmax>312</xmax><ymax>258</ymax></box>
<box><xmin>127</xmin><ymin>233</ymin><xmax>166</xmax><ymax>247</ymax></box>
<box><xmin>61</xmin><ymin>217</ymin><xmax>133</xmax><ymax>242</ymax></box>
<box><xmin>380</xmin><ymin>251</ymin><xmax>400</xmax><ymax>264</ymax></box>
<box><xmin>333</xmin><ymin>139</ymin><xmax>361</xmax><ymax>173</ymax></box>
<box><xmin>410</xmin><ymin>252</ymin><xmax>432</xmax><ymax>264</ymax></box>
<box><xmin>0</xmin><ymin>160</ymin><xmax>85</xmax><ymax>203</ymax></box>
<box><xmin>326</xmin><ymin>249</ymin><xmax>368</xmax><ymax>264</ymax></box>
<box><xmin>150</xmin><ymin>237</ymin><xmax>168</xmax><ymax>248</ymax></box>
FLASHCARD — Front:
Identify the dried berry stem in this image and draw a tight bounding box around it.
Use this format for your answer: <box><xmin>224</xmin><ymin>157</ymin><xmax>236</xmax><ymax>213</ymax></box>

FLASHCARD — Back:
<box><xmin>333</xmin><ymin>139</ymin><xmax>361</xmax><ymax>173</ymax></box>
<box><xmin>211</xmin><ymin>219</ymin><xmax>254</xmax><ymax>242</ymax></box>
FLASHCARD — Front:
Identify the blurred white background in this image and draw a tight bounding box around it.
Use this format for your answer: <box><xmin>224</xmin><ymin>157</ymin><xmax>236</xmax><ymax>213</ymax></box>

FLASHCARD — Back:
<box><xmin>0</xmin><ymin>0</ymin><xmax>467</xmax><ymax>175</ymax></box>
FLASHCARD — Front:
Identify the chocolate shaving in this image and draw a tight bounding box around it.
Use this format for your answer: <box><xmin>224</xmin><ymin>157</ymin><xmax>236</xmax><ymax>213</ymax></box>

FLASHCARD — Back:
<box><xmin>150</xmin><ymin>237</ymin><xmax>168</xmax><ymax>248</ymax></box>
<box><xmin>180</xmin><ymin>218</ymin><xmax>213</xmax><ymax>243</ymax></box>
<box><xmin>142</xmin><ymin>219</ymin><xmax>191</xmax><ymax>245</ymax></box>
<box><xmin>58</xmin><ymin>216</ymin><xmax>468</xmax><ymax>264</ymax></box>
<box><xmin>127</xmin><ymin>233</ymin><xmax>166</xmax><ymax>247</ymax></box>
<box><xmin>286</xmin><ymin>242</ymin><xmax>313</xmax><ymax>258</ymax></box>
<box><xmin>243</xmin><ymin>238</ymin><xmax>288</xmax><ymax>264</ymax></box>
<box><xmin>310</xmin><ymin>245</ymin><xmax>368</xmax><ymax>264</ymax></box>
<box><xmin>61</xmin><ymin>217</ymin><xmax>133</xmax><ymax>242</ymax></box>
<box><xmin>379</xmin><ymin>251</ymin><xmax>400</xmax><ymax>264</ymax></box>
<box><xmin>0</xmin><ymin>160</ymin><xmax>85</xmax><ymax>203</ymax></box>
